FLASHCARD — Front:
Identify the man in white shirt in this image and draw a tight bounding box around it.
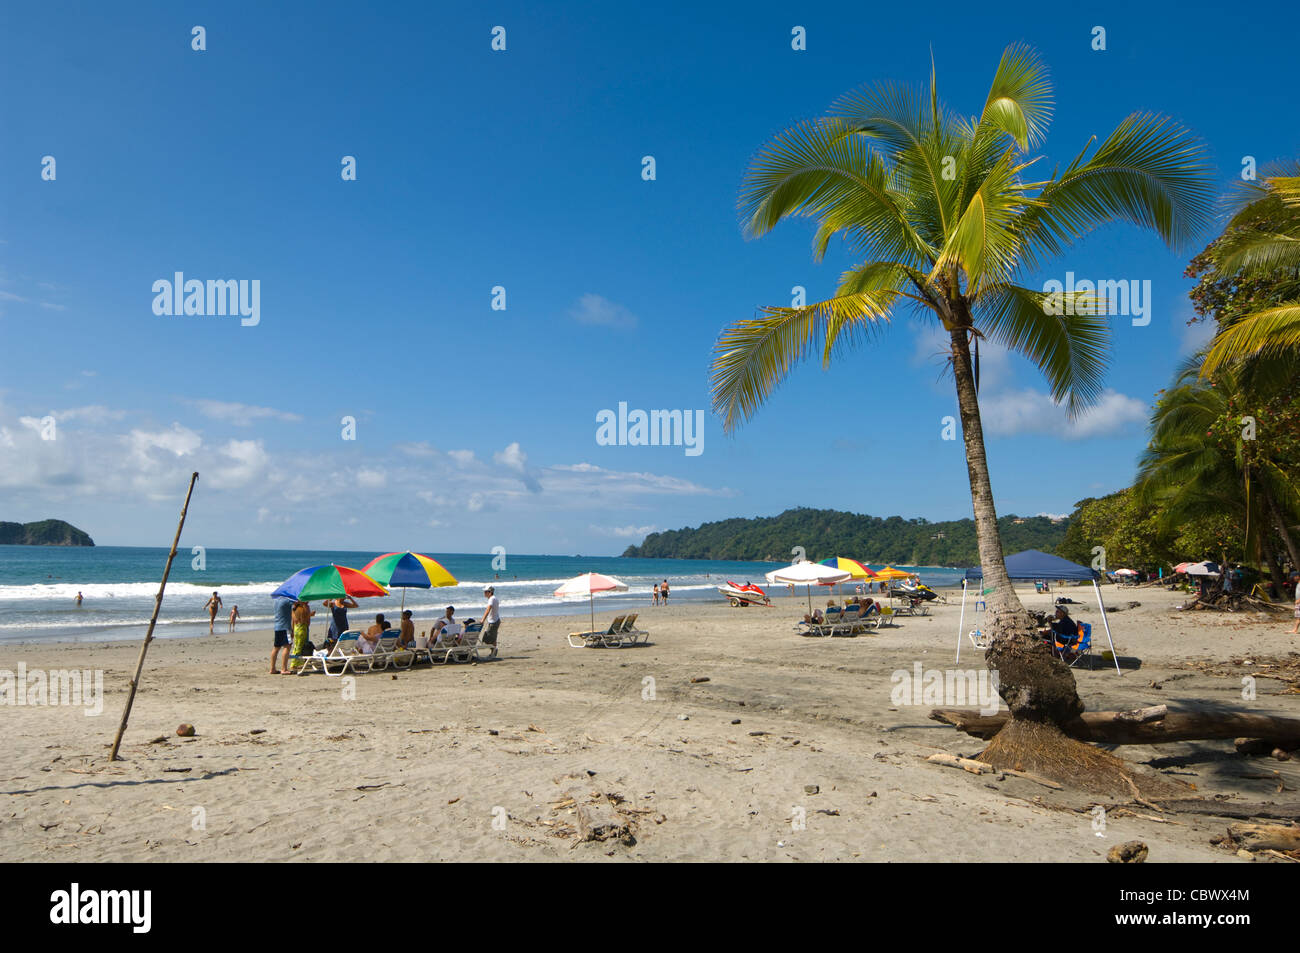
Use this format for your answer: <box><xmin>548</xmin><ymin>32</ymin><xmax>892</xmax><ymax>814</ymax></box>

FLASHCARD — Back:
<box><xmin>481</xmin><ymin>586</ymin><xmax>501</xmax><ymax>658</ymax></box>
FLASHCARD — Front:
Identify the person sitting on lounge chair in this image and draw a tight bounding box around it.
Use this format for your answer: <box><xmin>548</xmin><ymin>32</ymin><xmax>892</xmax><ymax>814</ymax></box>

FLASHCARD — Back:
<box><xmin>862</xmin><ymin>598</ymin><xmax>880</xmax><ymax>616</ymax></box>
<box><xmin>1046</xmin><ymin>607</ymin><xmax>1077</xmax><ymax>647</ymax></box>
<box><xmin>433</xmin><ymin>607</ymin><xmax>464</xmax><ymax>643</ymax></box>
<box><xmin>359</xmin><ymin>614</ymin><xmax>389</xmax><ymax>654</ymax></box>
<box><xmin>803</xmin><ymin>609</ymin><xmax>824</xmax><ymax>625</ymax></box>
<box><xmin>397</xmin><ymin>609</ymin><xmax>415</xmax><ymax>647</ymax></box>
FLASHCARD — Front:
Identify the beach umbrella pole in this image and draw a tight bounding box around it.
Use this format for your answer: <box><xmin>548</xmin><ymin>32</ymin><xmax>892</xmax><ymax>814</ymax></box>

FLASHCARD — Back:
<box><xmin>110</xmin><ymin>471</ymin><xmax>199</xmax><ymax>761</ymax></box>
<box><xmin>955</xmin><ymin>579</ymin><xmax>967</xmax><ymax>664</ymax></box>
<box><xmin>1092</xmin><ymin>580</ymin><xmax>1122</xmax><ymax>675</ymax></box>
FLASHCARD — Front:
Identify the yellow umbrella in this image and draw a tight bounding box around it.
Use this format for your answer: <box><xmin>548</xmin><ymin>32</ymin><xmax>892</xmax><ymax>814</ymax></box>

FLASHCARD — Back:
<box><xmin>871</xmin><ymin>566</ymin><xmax>914</xmax><ymax>581</ymax></box>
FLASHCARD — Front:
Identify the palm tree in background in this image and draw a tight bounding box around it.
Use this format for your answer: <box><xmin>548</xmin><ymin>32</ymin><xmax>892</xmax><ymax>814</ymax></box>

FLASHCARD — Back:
<box><xmin>710</xmin><ymin>45</ymin><xmax>1213</xmax><ymax>758</ymax></box>
<box><xmin>1136</xmin><ymin>357</ymin><xmax>1300</xmax><ymax>591</ymax></box>
<box><xmin>1200</xmin><ymin>166</ymin><xmax>1300</xmax><ymax>377</ymax></box>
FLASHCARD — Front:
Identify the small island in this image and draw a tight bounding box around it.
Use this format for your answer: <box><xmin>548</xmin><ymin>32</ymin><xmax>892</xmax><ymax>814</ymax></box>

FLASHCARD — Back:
<box><xmin>0</xmin><ymin>519</ymin><xmax>95</xmax><ymax>546</ymax></box>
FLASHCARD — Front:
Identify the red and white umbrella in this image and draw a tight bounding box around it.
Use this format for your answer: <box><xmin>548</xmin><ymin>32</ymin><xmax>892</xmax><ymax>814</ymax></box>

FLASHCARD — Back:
<box><xmin>554</xmin><ymin>572</ymin><xmax>629</xmax><ymax>632</ymax></box>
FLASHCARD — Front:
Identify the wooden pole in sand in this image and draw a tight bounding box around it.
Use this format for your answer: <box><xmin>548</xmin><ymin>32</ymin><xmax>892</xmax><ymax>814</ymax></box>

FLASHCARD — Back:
<box><xmin>109</xmin><ymin>471</ymin><xmax>199</xmax><ymax>761</ymax></box>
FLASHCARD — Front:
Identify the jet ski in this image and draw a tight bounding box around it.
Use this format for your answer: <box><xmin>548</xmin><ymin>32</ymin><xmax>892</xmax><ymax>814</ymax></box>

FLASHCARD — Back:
<box><xmin>718</xmin><ymin>581</ymin><xmax>772</xmax><ymax>607</ymax></box>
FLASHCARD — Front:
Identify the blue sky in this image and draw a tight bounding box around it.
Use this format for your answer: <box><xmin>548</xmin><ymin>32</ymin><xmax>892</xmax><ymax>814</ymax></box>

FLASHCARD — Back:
<box><xmin>1</xmin><ymin>0</ymin><xmax>1296</xmax><ymax>555</ymax></box>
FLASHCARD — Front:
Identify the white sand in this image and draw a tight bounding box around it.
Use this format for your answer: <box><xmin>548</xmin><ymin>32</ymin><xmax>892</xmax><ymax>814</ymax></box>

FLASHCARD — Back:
<box><xmin>2</xmin><ymin>584</ymin><xmax>1297</xmax><ymax>862</ymax></box>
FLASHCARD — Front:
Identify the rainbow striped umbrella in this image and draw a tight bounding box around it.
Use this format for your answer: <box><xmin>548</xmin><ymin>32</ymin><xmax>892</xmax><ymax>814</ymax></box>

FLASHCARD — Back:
<box><xmin>820</xmin><ymin>557</ymin><xmax>878</xmax><ymax>580</ymax></box>
<box><xmin>272</xmin><ymin>564</ymin><xmax>388</xmax><ymax>601</ymax></box>
<box><xmin>362</xmin><ymin>551</ymin><xmax>458</xmax><ymax>609</ymax></box>
<box><xmin>363</xmin><ymin>552</ymin><xmax>458</xmax><ymax>589</ymax></box>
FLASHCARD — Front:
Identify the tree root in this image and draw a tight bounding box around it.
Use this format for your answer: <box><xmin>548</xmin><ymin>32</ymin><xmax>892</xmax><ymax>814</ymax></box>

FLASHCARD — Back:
<box><xmin>974</xmin><ymin>719</ymin><xmax>1191</xmax><ymax>799</ymax></box>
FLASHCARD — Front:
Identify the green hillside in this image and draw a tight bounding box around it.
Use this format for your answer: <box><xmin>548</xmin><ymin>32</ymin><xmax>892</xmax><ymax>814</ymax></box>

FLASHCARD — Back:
<box><xmin>0</xmin><ymin>519</ymin><xmax>95</xmax><ymax>546</ymax></box>
<box><xmin>621</xmin><ymin>507</ymin><xmax>1067</xmax><ymax>565</ymax></box>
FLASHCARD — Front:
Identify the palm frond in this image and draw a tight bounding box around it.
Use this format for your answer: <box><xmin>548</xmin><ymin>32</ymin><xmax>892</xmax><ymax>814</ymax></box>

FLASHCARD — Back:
<box><xmin>977</xmin><ymin>43</ymin><xmax>1053</xmax><ymax>151</ymax></box>
<box><xmin>1018</xmin><ymin>113</ymin><xmax>1214</xmax><ymax>268</ymax></box>
<box><xmin>738</xmin><ymin>118</ymin><xmax>933</xmax><ymax>266</ymax></box>
<box><xmin>1201</xmin><ymin>303</ymin><xmax>1300</xmax><ymax>376</ymax></box>
<box><xmin>711</xmin><ymin>292</ymin><xmax>900</xmax><ymax>432</ymax></box>
<box><xmin>974</xmin><ymin>284</ymin><xmax>1110</xmax><ymax>414</ymax></box>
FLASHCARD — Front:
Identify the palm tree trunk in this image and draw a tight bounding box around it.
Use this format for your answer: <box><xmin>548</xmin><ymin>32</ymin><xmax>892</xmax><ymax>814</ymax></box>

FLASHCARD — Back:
<box><xmin>949</xmin><ymin>326</ymin><xmax>1084</xmax><ymax>725</ymax></box>
<box><xmin>1261</xmin><ymin>485</ymin><xmax>1300</xmax><ymax>572</ymax></box>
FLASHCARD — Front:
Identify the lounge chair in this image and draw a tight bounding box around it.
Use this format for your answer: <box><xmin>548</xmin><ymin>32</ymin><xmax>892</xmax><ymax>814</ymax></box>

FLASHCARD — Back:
<box><xmin>612</xmin><ymin>613</ymin><xmax>649</xmax><ymax>646</ymax></box>
<box><xmin>442</xmin><ymin>623</ymin><xmax>484</xmax><ymax>663</ymax></box>
<box><xmin>967</xmin><ymin>628</ymin><xmax>990</xmax><ymax>650</ymax></box>
<box><xmin>294</xmin><ymin>630</ymin><xmax>367</xmax><ymax>676</ymax></box>
<box><xmin>366</xmin><ymin>630</ymin><xmax>404</xmax><ymax>671</ymax></box>
<box><xmin>567</xmin><ymin>615</ymin><xmax>628</xmax><ymax>648</ymax></box>
<box><xmin>831</xmin><ymin>604</ymin><xmax>863</xmax><ymax>636</ymax></box>
<box><xmin>1053</xmin><ymin>622</ymin><xmax>1093</xmax><ymax>669</ymax></box>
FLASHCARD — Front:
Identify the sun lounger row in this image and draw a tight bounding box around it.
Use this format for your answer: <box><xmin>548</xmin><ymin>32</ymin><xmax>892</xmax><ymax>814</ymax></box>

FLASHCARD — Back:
<box><xmin>292</xmin><ymin>625</ymin><xmax>489</xmax><ymax>675</ymax></box>
<box><xmin>797</xmin><ymin>604</ymin><xmax>894</xmax><ymax>637</ymax></box>
<box><xmin>567</xmin><ymin>613</ymin><xmax>650</xmax><ymax>648</ymax></box>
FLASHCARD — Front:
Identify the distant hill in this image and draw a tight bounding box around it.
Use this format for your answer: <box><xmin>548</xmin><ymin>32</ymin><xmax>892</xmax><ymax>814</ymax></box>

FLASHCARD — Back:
<box><xmin>0</xmin><ymin>519</ymin><xmax>95</xmax><ymax>546</ymax></box>
<box><xmin>621</xmin><ymin>507</ymin><xmax>1068</xmax><ymax>566</ymax></box>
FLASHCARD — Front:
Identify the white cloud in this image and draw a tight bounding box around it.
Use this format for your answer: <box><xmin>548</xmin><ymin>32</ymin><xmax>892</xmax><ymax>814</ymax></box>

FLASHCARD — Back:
<box><xmin>592</xmin><ymin>524</ymin><xmax>659</xmax><ymax>538</ymax></box>
<box><xmin>190</xmin><ymin>399</ymin><xmax>302</xmax><ymax>426</ymax></box>
<box><xmin>129</xmin><ymin>424</ymin><xmax>202</xmax><ymax>459</ymax></box>
<box><xmin>395</xmin><ymin>441</ymin><xmax>438</xmax><ymax>458</ymax></box>
<box><xmin>569</xmin><ymin>293</ymin><xmax>638</xmax><ymax>330</ymax></box>
<box><xmin>447</xmin><ymin>449</ymin><xmax>476</xmax><ymax>466</ymax></box>
<box><xmin>979</xmin><ymin>388</ymin><xmax>1148</xmax><ymax>440</ymax></box>
<box><xmin>357</xmin><ymin>468</ymin><xmax>387</xmax><ymax>489</ymax></box>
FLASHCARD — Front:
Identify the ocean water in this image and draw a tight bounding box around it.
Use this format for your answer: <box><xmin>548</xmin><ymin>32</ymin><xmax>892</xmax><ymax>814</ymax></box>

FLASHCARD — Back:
<box><xmin>0</xmin><ymin>545</ymin><xmax>968</xmax><ymax>644</ymax></box>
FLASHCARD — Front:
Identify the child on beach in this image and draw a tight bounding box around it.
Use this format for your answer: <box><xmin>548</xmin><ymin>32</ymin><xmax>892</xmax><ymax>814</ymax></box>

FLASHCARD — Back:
<box><xmin>228</xmin><ymin>605</ymin><xmax>240</xmax><ymax>631</ymax></box>
<box><xmin>290</xmin><ymin>601</ymin><xmax>314</xmax><ymax>672</ymax></box>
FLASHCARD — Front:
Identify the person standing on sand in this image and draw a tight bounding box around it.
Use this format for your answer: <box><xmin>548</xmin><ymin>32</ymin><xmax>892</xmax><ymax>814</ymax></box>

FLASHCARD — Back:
<box><xmin>228</xmin><ymin>605</ymin><xmax>240</xmax><ymax>631</ymax></box>
<box><xmin>272</xmin><ymin>595</ymin><xmax>294</xmax><ymax>674</ymax></box>
<box><xmin>205</xmin><ymin>591</ymin><xmax>223</xmax><ymax>633</ymax></box>
<box><xmin>326</xmin><ymin>595</ymin><xmax>358</xmax><ymax>646</ymax></box>
<box><xmin>652</xmin><ymin>582</ymin><xmax>660</xmax><ymax>605</ymax></box>
<box><xmin>661</xmin><ymin>579</ymin><xmax>670</xmax><ymax>604</ymax></box>
<box><xmin>1291</xmin><ymin>589</ymin><xmax>1300</xmax><ymax>635</ymax></box>
<box><xmin>290</xmin><ymin>601</ymin><xmax>314</xmax><ymax>672</ymax></box>
<box><xmin>480</xmin><ymin>586</ymin><xmax>501</xmax><ymax>658</ymax></box>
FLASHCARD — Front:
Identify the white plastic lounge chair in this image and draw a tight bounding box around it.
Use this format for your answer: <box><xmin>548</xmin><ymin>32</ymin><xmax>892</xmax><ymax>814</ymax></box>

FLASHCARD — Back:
<box><xmin>295</xmin><ymin>630</ymin><xmax>367</xmax><ymax>676</ymax></box>
<box><xmin>567</xmin><ymin>615</ymin><xmax>627</xmax><ymax>648</ymax></box>
<box><xmin>442</xmin><ymin>623</ymin><xmax>484</xmax><ymax>663</ymax></box>
<box><xmin>366</xmin><ymin>631</ymin><xmax>403</xmax><ymax>671</ymax></box>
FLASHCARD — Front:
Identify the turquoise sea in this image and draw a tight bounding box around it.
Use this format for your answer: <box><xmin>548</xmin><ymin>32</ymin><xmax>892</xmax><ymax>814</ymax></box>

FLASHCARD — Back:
<box><xmin>0</xmin><ymin>545</ymin><xmax>968</xmax><ymax>644</ymax></box>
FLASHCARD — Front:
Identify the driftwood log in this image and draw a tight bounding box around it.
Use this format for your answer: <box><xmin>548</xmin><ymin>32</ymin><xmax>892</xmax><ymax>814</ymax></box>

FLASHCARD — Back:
<box><xmin>1228</xmin><ymin>823</ymin><xmax>1300</xmax><ymax>852</ymax></box>
<box><xmin>930</xmin><ymin>707</ymin><xmax>1300</xmax><ymax>748</ymax></box>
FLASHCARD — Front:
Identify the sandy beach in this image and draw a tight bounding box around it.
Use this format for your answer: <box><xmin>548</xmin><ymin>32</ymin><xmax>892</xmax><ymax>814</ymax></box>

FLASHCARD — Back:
<box><xmin>2</xmin><ymin>583</ymin><xmax>1297</xmax><ymax>863</ymax></box>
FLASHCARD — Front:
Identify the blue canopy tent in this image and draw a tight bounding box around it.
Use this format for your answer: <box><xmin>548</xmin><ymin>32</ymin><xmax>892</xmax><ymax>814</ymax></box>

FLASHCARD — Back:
<box><xmin>956</xmin><ymin>549</ymin><xmax>1120</xmax><ymax>673</ymax></box>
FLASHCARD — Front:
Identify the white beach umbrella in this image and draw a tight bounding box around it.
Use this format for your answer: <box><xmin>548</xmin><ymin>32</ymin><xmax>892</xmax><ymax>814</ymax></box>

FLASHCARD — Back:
<box><xmin>765</xmin><ymin>560</ymin><xmax>852</xmax><ymax>613</ymax></box>
<box><xmin>1111</xmin><ymin>568</ymin><xmax>1139</xmax><ymax>577</ymax></box>
<box><xmin>1183</xmin><ymin>561</ymin><xmax>1221</xmax><ymax>577</ymax></box>
<box><xmin>554</xmin><ymin>572</ymin><xmax>629</xmax><ymax>632</ymax></box>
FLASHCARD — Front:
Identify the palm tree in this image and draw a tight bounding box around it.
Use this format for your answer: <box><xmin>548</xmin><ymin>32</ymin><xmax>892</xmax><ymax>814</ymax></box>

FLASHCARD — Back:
<box><xmin>1200</xmin><ymin>166</ymin><xmax>1300</xmax><ymax>376</ymax></box>
<box><xmin>710</xmin><ymin>46</ymin><xmax>1213</xmax><ymax>753</ymax></box>
<box><xmin>1136</xmin><ymin>357</ymin><xmax>1300</xmax><ymax>592</ymax></box>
